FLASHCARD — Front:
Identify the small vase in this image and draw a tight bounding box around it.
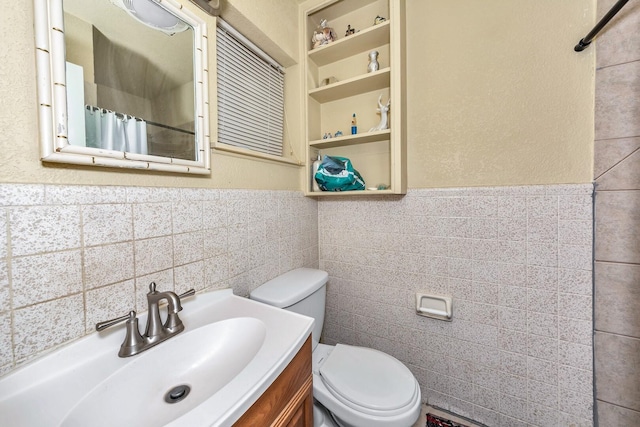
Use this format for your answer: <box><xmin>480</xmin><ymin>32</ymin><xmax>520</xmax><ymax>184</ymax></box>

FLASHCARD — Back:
<box><xmin>367</xmin><ymin>50</ymin><xmax>379</xmax><ymax>73</ymax></box>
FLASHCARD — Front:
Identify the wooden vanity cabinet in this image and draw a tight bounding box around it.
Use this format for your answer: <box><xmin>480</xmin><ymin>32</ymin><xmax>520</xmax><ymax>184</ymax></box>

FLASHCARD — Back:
<box><xmin>234</xmin><ymin>337</ymin><xmax>313</xmax><ymax>427</ymax></box>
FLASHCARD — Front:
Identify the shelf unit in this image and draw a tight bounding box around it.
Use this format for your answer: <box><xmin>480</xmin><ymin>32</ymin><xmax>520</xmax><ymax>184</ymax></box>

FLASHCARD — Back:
<box><xmin>307</xmin><ymin>19</ymin><xmax>390</xmax><ymax>66</ymax></box>
<box><xmin>309</xmin><ymin>129</ymin><xmax>390</xmax><ymax>149</ymax></box>
<box><xmin>308</xmin><ymin>68</ymin><xmax>390</xmax><ymax>103</ymax></box>
<box><xmin>301</xmin><ymin>0</ymin><xmax>406</xmax><ymax>196</ymax></box>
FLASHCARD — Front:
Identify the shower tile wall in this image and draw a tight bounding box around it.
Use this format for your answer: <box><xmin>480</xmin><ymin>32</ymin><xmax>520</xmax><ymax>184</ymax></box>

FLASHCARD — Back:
<box><xmin>594</xmin><ymin>0</ymin><xmax>640</xmax><ymax>424</ymax></box>
<box><xmin>318</xmin><ymin>184</ymin><xmax>593</xmax><ymax>427</ymax></box>
<box><xmin>0</xmin><ymin>184</ymin><xmax>318</xmax><ymax>376</ymax></box>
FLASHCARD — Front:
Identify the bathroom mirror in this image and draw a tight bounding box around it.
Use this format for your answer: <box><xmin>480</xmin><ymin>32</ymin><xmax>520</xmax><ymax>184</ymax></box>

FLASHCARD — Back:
<box><xmin>34</xmin><ymin>0</ymin><xmax>211</xmax><ymax>174</ymax></box>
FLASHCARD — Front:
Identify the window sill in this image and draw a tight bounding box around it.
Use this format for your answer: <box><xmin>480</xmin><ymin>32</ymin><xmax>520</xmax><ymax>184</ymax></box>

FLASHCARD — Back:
<box><xmin>213</xmin><ymin>143</ymin><xmax>302</xmax><ymax>166</ymax></box>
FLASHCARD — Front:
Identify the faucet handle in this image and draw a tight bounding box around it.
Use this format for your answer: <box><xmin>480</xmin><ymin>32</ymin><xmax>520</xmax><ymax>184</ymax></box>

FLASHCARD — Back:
<box><xmin>96</xmin><ymin>311</ymin><xmax>133</xmax><ymax>331</ymax></box>
<box><xmin>178</xmin><ymin>289</ymin><xmax>196</xmax><ymax>300</ymax></box>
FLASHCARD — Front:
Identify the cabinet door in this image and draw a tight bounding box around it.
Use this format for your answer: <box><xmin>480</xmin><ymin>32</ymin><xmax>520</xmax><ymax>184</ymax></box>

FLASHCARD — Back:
<box><xmin>280</xmin><ymin>377</ymin><xmax>313</xmax><ymax>427</ymax></box>
<box><xmin>234</xmin><ymin>337</ymin><xmax>312</xmax><ymax>427</ymax></box>
<box><xmin>286</xmin><ymin>408</ymin><xmax>305</xmax><ymax>427</ymax></box>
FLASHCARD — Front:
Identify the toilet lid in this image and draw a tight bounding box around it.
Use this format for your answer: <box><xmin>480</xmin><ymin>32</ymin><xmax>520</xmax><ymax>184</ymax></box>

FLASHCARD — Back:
<box><xmin>318</xmin><ymin>344</ymin><xmax>417</xmax><ymax>412</ymax></box>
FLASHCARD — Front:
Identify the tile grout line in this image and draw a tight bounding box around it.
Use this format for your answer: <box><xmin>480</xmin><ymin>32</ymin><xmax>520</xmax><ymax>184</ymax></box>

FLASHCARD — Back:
<box><xmin>5</xmin><ymin>205</ymin><xmax>15</xmax><ymax>372</ymax></box>
<box><xmin>594</xmin><ymin>144</ymin><xmax>640</xmax><ymax>181</ymax></box>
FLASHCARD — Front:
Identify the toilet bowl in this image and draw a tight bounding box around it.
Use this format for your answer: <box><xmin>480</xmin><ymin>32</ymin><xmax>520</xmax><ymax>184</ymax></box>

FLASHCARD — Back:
<box><xmin>313</xmin><ymin>401</ymin><xmax>338</xmax><ymax>427</ymax></box>
<box><xmin>249</xmin><ymin>268</ymin><xmax>421</xmax><ymax>427</ymax></box>
<box><xmin>312</xmin><ymin>343</ymin><xmax>421</xmax><ymax>427</ymax></box>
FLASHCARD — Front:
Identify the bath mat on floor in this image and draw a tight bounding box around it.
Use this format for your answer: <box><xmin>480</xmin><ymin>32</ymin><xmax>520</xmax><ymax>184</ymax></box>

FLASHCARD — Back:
<box><xmin>426</xmin><ymin>412</ymin><xmax>470</xmax><ymax>427</ymax></box>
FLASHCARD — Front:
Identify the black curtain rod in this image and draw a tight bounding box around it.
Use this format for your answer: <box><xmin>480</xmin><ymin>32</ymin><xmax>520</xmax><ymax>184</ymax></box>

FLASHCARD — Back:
<box><xmin>575</xmin><ymin>0</ymin><xmax>630</xmax><ymax>51</ymax></box>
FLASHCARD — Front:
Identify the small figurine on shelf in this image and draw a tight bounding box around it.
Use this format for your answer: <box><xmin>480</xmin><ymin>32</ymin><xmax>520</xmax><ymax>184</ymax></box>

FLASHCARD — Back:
<box><xmin>345</xmin><ymin>25</ymin><xmax>356</xmax><ymax>37</ymax></box>
<box><xmin>374</xmin><ymin>15</ymin><xmax>386</xmax><ymax>25</ymax></box>
<box><xmin>319</xmin><ymin>76</ymin><xmax>338</xmax><ymax>87</ymax></box>
<box><xmin>367</xmin><ymin>50</ymin><xmax>379</xmax><ymax>73</ymax></box>
<box><xmin>311</xmin><ymin>19</ymin><xmax>337</xmax><ymax>49</ymax></box>
<box><xmin>322</xmin><ymin>132</ymin><xmax>334</xmax><ymax>139</ymax></box>
<box><xmin>351</xmin><ymin>113</ymin><xmax>357</xmax><ymax>135</ymax></box>
<box><xmin>334</xmin><ymin>130</ymin><xmax>343</xmax><ymax>137</ymax></box>
<box><xmin>369</xmin><ymin>95</ymin><xmax>391</xmax><ymax>132</ymax></box>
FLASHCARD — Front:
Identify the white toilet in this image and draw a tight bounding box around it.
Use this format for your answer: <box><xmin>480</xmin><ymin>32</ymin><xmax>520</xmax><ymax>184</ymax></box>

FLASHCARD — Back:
<box><xmin>250</xmin><ymin>268</ymin><xmax>421</xmax><ymax>427</ymax></box>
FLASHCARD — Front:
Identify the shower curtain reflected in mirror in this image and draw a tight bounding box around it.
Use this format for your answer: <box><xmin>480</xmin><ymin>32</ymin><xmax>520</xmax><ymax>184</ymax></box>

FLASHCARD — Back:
<box><xmin>85</xmin><ymin>106</ymin><xmax>148</xmax><ymax>154</ymax></box>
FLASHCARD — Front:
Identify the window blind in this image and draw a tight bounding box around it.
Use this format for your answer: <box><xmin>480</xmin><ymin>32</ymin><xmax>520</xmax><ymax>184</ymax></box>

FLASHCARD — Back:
<box><xmin>216</xmin><ymin>22</ymin><xmax>284</xmax><ymax>157</ymax></box>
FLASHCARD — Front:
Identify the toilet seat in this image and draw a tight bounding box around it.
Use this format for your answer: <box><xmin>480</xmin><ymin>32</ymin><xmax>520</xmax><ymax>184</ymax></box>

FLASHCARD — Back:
<box><xmin>318</xmin><ymin>344</ymin><xmax>419</xmax><ymax>416</ymax></box>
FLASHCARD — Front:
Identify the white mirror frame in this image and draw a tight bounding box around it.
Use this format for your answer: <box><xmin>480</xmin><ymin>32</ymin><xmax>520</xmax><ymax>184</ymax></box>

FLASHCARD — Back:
<box><xmin>34</xmin><ymin>0</ymin><xmax>211</xmax><ymax>174</ymax></box>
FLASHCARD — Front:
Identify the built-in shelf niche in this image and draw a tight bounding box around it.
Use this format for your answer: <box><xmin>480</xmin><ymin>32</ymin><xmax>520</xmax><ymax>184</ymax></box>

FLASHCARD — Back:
<box><xmin>302</xmin><ymin>0</ymin><xmax>405</xmax><ymax>197</ymax></box>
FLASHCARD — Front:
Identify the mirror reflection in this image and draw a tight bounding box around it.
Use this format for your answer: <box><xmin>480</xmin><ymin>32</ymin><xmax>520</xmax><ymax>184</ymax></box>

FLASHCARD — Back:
<box><xmin>63</xmin><ymin>0</ymin><xmax>197</xmax><ymax>161</ymax></box>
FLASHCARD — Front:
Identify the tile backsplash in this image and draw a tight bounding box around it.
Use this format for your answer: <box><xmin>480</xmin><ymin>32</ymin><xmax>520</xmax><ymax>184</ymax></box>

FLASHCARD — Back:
<box><xmin>0</xmin><ymin>184</ymin><xmax>318</xmax><ymax>375</ymax></box>
<box><xmin>0</xmin><ymin>182</ymin><xmax>594</xmax><ymax>427</ymax></box>
<box><xmin>318</xmin><ymin>184</ymin><xmax>594</xmax><ymax>427</ymax></box>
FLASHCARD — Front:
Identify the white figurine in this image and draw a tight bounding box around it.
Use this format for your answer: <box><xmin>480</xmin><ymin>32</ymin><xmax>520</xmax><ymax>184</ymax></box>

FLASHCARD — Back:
<box><xmin>312</xmin><ymin>19</ymin><xmax>337</xmax><ymax>49</ymax></box>
<box><xmin>369</xmin><ymin>95</ymin><xmax>391</xmax><ymax>131</ymax></box>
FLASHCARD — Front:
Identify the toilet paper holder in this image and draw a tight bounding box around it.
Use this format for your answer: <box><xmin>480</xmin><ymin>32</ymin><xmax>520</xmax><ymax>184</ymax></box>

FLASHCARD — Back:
<box><xmin>415</xmin><ymin>293</ymin><xmax>453</xmax><ymax>321</ymax></box>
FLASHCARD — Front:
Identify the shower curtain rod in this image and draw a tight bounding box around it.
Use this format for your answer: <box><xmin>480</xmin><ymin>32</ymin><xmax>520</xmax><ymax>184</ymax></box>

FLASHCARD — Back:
<box><xmin>575</xmin><ymin>0</ymin><xmax>630</xmax><ymax>51</ymax></box>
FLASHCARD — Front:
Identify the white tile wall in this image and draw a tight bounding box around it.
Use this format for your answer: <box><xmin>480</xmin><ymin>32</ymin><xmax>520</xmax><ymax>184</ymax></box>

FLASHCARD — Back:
<box><xmin>318</xmin><ymin>184</ymin><xmax>594</xmax><ymax>427</ymax></box>
<box><xmin>0</xmin><ymin>184</ymin><xmax>318</xmax><ymax>374</ymax></box>
<box><xmin>0</xmin><ymin>182</ymin><xmax>593</xmax><ymax>426</ymax></box>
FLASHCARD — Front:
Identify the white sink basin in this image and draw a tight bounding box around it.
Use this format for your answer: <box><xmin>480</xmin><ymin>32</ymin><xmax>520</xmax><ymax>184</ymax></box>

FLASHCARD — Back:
<box><xmin>0</xmin><ymin>289</ymin><xmax>314</xmax><ymax>427</ymax></box>
<box><xmin>62</xmin><ymin>318</ymin><xmax>266</xmax><ymax>427</ymax></box>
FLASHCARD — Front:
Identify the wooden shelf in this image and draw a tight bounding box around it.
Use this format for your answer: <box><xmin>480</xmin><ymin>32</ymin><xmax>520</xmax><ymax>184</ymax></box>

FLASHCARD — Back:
<box><xmin>309</xmin><ymin>129</ymin><xmax>390</xmax><ymax>149</ymax></box>
<box><xmin>308</xmin><ymin>189</ymin><xmax>396</xmax><ymax>197</ymax></box>
<box><xmin>308</xmin><ymin>20</ymin><xmax>390</xmax><ymax>66</ymax></box>
<box><xmin>308</xmin><ymin>68</ymin><xmax>390</xmax><ymax>103</ymax></box>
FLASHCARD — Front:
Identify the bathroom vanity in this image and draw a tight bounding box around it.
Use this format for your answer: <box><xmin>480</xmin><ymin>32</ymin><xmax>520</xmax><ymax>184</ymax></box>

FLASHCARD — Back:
<box><xmin>234</xmin><ymin>337</ymin><xmax>313</xmax><ymax>427</ymax></box>
<box><xmin>0</xmin><ymin>289</ymin><xmax>314</xmax><ymax>427</ymax></box>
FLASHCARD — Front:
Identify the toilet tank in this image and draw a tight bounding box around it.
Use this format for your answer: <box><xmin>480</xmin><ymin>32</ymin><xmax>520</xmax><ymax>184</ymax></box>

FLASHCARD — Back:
<box><xmin>249</xmin><ymin>268</ymin><xmax>328</xmax><ymax>350</ymax></box>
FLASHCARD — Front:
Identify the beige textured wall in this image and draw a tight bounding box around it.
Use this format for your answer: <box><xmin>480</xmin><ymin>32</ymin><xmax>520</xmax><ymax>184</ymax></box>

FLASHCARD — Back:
<box><xmin>1</xmin><ymin>0</ymin><xmax>594</xmax><ymax>190</ymax></box>
<box><xmin>222</xmin><ymin>0</ymin><xmax>298</xmax><ymax>66</ymax></box>
<box><xmin>406</xmin><ymin>0</ymin><xmax>595</xmax><ymax>188</ymax></box>
<box><xmin>0</xmin><ymin>0</ymin><xmax>303</xmax><ymax>189</ymax></box>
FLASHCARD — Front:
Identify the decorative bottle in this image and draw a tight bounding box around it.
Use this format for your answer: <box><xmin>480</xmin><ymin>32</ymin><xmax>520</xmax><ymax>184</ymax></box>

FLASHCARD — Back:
<box><xmin>351</xmin><ymin>113</ymin><xmax>357</xmax><ymax>134</ymax></box>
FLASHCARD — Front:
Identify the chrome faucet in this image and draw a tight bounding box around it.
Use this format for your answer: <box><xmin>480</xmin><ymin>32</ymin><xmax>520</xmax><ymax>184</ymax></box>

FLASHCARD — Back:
<box><xmin>96</xmin><ymin>283</ymin><xmax>195</xmax><ymax>357</ymax></box>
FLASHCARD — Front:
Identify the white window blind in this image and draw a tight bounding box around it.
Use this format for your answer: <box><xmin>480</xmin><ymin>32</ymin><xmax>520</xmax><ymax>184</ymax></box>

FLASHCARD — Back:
<box><xmin>216</xmin><ymin>21</ymin><xmax>285</xmax><ymax>157</ymax></box>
